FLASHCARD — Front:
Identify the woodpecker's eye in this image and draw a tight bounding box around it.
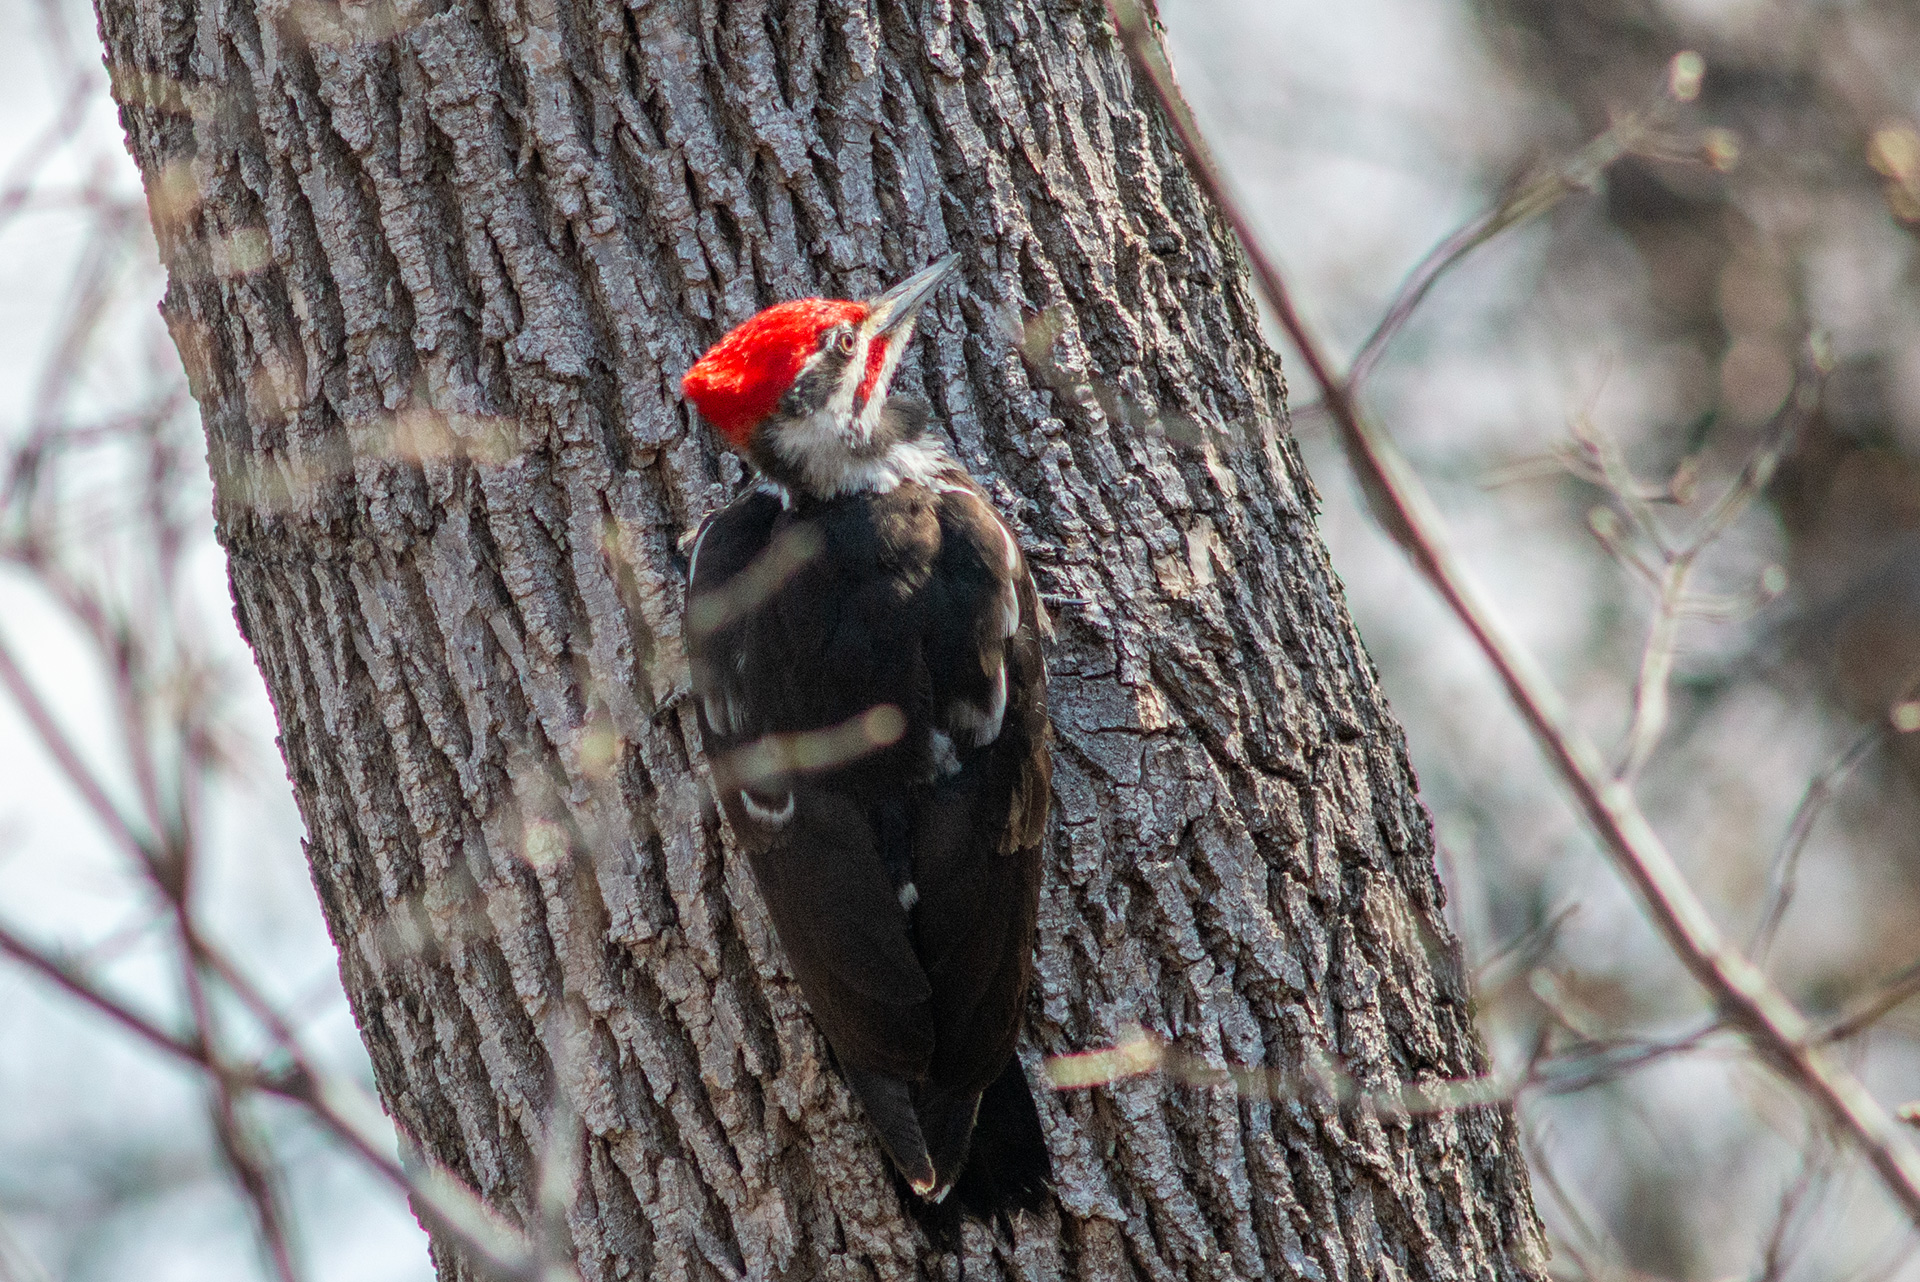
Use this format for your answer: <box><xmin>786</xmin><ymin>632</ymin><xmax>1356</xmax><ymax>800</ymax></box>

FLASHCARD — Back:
<box><xmin>831</xmin><ymin>329</ymin><xmax>857</xmax><ymax>358</ymax></box>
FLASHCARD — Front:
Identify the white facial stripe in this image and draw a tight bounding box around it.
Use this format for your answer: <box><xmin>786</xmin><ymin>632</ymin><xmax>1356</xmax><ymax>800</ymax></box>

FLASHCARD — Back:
<box><xmin>763</xmin><ymin>309</ymin><xmax>949</xmax><ymax>497</ymax></box>
<box><xmin>854</xmin><ymin>318</ymin><xmax>914</xmax><ymax>440</ymax></box>
<box><xmin>770</xmin><ymin>336</ymin><xmax>863</xmax><ymax>485</ymax></box>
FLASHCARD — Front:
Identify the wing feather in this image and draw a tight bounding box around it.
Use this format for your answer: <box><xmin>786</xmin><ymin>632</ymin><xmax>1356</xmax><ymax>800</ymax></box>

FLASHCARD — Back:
<box><xmin>686</xmin><ymin>469</ymin><xmax>1051</xmax><ymax>1190</ymax></box>
<box><xmin>687</xmin><ymin>488</ymin><xmax>937</xmax><ymax>1079</ymax></box>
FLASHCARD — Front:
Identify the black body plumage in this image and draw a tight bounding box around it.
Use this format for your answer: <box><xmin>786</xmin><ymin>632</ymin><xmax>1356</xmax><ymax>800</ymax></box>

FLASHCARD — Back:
<box><xmin>686</xmin><ymin>417</ymin><xmax>1052</xmax><ymax>1213</ymax></box>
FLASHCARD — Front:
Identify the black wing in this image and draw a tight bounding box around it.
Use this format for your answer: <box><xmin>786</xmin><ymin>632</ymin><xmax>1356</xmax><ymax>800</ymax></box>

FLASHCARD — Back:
<box><xmin>913</xmin><ymin>478</ymin><xmax>1050</xmax><ymax>1086</ymax></box>
<box><xmin>687</xmin><ymin>472</ymin><xmax>1049</xmax><ymax>1202</ymax></box>
<box><xmin>909</xmin><ymin>476</ymin><xmax>1052</xmax><ymax>1206</ymax></box>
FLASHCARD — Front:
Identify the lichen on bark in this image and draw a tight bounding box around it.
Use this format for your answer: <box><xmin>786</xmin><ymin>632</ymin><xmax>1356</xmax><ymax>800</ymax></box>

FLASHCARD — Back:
<box><xmin>94</xmin><ymin>0</ymin><xmax>1548</xmax><ymax>1276</ymax></box>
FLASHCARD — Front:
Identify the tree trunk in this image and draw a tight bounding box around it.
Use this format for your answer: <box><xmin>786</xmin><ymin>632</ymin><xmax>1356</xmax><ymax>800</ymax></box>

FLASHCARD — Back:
<box><xmin>94</xmin><ymin>0</ymin><xmax>1547</xmax><ymax>1276</ymax></box>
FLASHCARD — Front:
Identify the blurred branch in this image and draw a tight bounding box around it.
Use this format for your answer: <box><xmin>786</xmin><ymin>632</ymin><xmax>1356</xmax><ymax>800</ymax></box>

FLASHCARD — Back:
<box><xmin>1750</xmin><ymin>726</ymin><xmax>1884</xmax><ymax>966</ymax></box>
<box><xmin>0</xmin><ymin>628</ymin><xmax>159</xmax><ymax>867</ymax></box>
<box><xmin>0</xmin><ymin>539</ymin><xmax>305</xmax><ymax>1280</ymax></box>
<box><xmin>1347</xmin><ymin>102</ymin><xmax>1676</xmax><ymax>389</ymax></box>
<box><xmin>1046</xmin><ymin>1023</ymin><xmax>1525</xmax><ymax>1116</ymax></box>
<box><xmin>0</xmin><ymin>143</ymin><xmax>560</xmax><ymax>1270</ymax></box>
<box><xmin>1105</xmin><ymin>0</ymin><xmax>1920</xmax><ymax>1226</ymax></box>
<box><xmin>1753</xmin><ymin>1131</ymin><xmax>1831</xmax><ymax>1282</ymax></box>
<box><xmin>1821</xmin><ymin>957</ymin><xmax>1920</xmax><ymax>1045</ymax></box>
<box><xmin>1473</xmin><ymin>902</ymin><xmax>1579</xmax><ymax>995</ymax></box>
<box><xmin>1598</xmin><ymin>393</ymin><xmax>1808</xmax><ymax>783</ymax></box>
<box><xmin>1522</xmin><ymin>1118</ymin><xmax>1626</xmax><ymax>1282</ymax></box>
<box><xmin>0</xmin><ymin>916</ymin><xmax>568</xmax><ymax>1282</ymax></box>
<box><xmin>0</xmin><ymin>1209</ymin><xmax>53</xmax><ymax>1282</ymax></box>
<box><xmin>164</xmin><ymin>847</ymin><xmax>302</xmax><ymax>1282</ymax></box>
<box><xmin>0</xmin><ymin>78</ymin><xmax>94</xmax><ymax>231</ymax></box>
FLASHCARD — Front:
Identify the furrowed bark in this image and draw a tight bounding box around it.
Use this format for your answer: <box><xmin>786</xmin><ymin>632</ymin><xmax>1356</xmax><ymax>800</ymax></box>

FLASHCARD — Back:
<box><xmin>93</xmin><ymin>0</ymin><xmax>1547</xmax><ymax>1276</ymax></box>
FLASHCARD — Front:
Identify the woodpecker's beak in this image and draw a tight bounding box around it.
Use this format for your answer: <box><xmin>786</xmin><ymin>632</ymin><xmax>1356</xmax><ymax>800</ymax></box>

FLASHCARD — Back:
<box><xmin>863</xmin><ymin>254</ymin><xmax>960</xmax><ymax>338</ymax></box>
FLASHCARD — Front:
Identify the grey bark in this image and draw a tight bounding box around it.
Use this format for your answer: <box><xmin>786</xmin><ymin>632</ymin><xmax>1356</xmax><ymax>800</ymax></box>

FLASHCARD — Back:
<box><xmin>94</xmin><ymin>0</ymin><xmax>1547</xmax><ymax>1277</ymax></box>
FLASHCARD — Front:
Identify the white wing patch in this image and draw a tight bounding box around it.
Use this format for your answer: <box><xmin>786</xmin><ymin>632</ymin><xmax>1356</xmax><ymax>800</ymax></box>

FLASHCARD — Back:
<box><xmin>897</xmin><ymin>882</ymin><xmax>919</xmax><ymax>911</ymax></box>
<box><xmin>755</xmin><ymin>478</ymin><xmax>793</xmax><ymax>510</ymax></box>
<box><xmin>740</xmin><ymin>790</ymin><xmax>795</xmax><ymax>827</ymax></box>
<box><xmin>687</xmin><ymin>515</ymin><xmax>715</xmax><ymax>588</ymax></box>
<box><xmin>979</xmin><ymin>660</ymin><xmax>1008</xmax><ymax>744</ymax></box>
<box><xmin>927</xmin><ymin>466</ymin><xmax>972</xmax><ymax>496</ymax></box>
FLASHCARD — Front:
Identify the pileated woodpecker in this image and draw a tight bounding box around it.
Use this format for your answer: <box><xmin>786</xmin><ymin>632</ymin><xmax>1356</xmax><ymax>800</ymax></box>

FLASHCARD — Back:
<box><xmin>680</xmin><ymin>256</ymin><xmax>1052</xmax><ymax>1211</ymax></box>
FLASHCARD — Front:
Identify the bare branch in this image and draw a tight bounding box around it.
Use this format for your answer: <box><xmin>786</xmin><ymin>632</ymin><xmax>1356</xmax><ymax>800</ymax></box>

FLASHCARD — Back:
<box><xmin>0</xmin><ymin>916</ymin><xmax>566</xmax><ymax>1282</ymax></box>
<box><xmin>1045</xmin><ymin>1025</ymin><xmax>1519</xmax><ymax>1117</ymax></box>
<box><xmin>0</xmin><ymin>628</ymin><xmax>158</xmax><ymax>868</ymax></box>
<box><xmin>1821</xmin><ymin>956</ymin><xmax>1920</xmax><ymax>1045</ymax></box>
<box><xmin>1752</xmin><ymin>1129</ymin><xmax>1831</xmax><ymax>1282</ymax></box>
<box><xmin>1348</xmin><ymin>106</ymin><xmax>1677</xmax><ymax>390</ymax></box>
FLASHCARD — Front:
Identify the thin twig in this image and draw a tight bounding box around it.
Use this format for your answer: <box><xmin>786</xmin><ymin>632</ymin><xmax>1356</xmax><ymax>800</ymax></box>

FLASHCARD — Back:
<box><xmin>1472</xmin><ymin>902</ymin><xmax>1579</xmax><ymax>995</ymax></box>
<box><xmin>1752</xmin><ymin>1128</ymin><xmax>1831</xmax><ymax>1282</ymax></box>
<box><xmin>1522</xmin><ymin>1118</ymin><xmax>1623</xmax><ymax>1282</ymax></box>
<box><xmin>1103</xmin><ymin>0</ymin><xmax>1920</xmax><ymax>1226</ymax></box>
<box><xmin>164</xmin><ymin>847</ymin><xmax>303</xmax><ymax>1282</ymax></box>
<box><xmin>1348</xmin><ymin>110</ymin><xmax>1670</xmax><ymax>389</ymax></box>
<box><xmin>1822</xmin><ymin>956</ymin><xmax>1920</xmax><ymax>1045</ymax></box>
<box><xmin>1750</xmin><ymin>726</ymin><xmax>1884</xmax><ymax>966</ymax></box>
<box><xmin>0</xmin><ymin>628</ymin><xmax>158</xmax><ymax>867</ymax></box>
<box><xmin>1609</xmin><ymin>392</ymin><xmax>1810</xmax><ymax>782</ymax></box>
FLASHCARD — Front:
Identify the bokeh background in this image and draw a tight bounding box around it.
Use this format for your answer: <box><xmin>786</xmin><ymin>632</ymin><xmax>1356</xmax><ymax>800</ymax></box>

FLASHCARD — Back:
<box><xmin>1</xmin><ymin>0</ymin><xmax>1916</xmax><ymax>1277</ymax></box>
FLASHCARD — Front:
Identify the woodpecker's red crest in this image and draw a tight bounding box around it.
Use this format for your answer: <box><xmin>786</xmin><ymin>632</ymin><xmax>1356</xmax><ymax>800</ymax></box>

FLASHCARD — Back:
<box><xmin>681</xmin><ymin>298</ymin><xmax>867</xmax><ymax>447</ymax></box>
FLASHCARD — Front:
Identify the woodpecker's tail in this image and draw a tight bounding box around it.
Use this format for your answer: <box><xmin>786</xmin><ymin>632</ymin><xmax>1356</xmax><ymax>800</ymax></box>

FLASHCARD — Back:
<box><xmin>946</xmin><ymin>1057</ymin><xmax>1051</xmax><ymax>1217</ymax></box>
<box><xmin>842</xmin><ymin>1066</ymin><xmax>940</xmax><ymax>1195</ymax></box>
<box><xmin>844</xmin><ymin>1058</ymin><xmax>1052</xmax><ymax>1217</ymax></box>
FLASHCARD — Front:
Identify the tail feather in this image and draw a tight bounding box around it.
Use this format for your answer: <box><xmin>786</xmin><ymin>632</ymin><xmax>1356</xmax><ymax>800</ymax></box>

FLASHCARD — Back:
<box><xmin>844</xmin><ymin>1057</ymin><xmax>1052</xmax><ymax>1217</ymax></box>
<box><xmin>916</xmin><ymin>1084</ymin><xmax>984</xmax><ymax>1201</ymax></box>
<box><xmin>947</xmin><ymin>1057</ymin><xmax>1051</xmax><ymax>1217</ymax></box>
<box><xmin>841</xmin><ymin>1065</ymin><xmax>938</xmax><ymax>1195</ymax></box>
